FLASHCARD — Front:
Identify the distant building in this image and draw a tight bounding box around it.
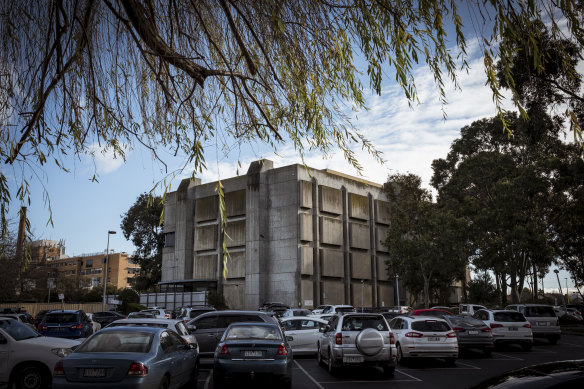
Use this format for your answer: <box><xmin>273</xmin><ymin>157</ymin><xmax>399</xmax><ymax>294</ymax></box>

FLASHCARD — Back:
<box><xmin>47</xmin><ymin>251</ymin><xmax>139</xmax><ymax>290</ymax></box>
<box><xmin>162</xmin><ymin>159</ymin><xmax>412</xmax><ymax>310</ymax></box>
<box><xmin>30</xmin><ymin>239</ymin><xmax>67</xmax><ymax>263</ymax></box>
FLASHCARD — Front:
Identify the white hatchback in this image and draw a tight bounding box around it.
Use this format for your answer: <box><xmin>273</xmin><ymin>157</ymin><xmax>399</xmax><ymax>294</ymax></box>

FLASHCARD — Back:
<box><xmin>473</xmin><ymin>309</ymin><xmax>533</xmax><ymax>351</ymax></box>
<box><xmin>388</xmin><ymin>316</ymin><xmax>458</xmax><ymax>365</ymax></box>
<box><xmin>281</xmin><ymin>316</ymin><xmax>329</xmax><ymax>355</ymax></box>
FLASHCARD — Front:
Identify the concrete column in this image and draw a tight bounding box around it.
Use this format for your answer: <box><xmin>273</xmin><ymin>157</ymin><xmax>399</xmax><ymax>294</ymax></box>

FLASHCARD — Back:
<box><xmin>312</xmin><ymin>177</ymin><xmax>320</xmax><ymax>307</ymax></box>
<box><xmin>369</xmin><ymin>193</ymin><xmax>377</xmax><ymax>307</ymax></box>
<box><xmin>176</xmin><ymin>178</ymin><xmax>200</xmax><ymax>280</ymax></box>
<box><xmin>341</xmin><ymin>186</ymin><xmax>350</xmax><ymax>304</ymax></box>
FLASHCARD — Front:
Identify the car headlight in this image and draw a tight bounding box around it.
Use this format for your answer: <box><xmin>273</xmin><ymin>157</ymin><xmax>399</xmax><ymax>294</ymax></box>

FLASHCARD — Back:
<box><xmin>51</xmin><ymin>348</ymin><xmax>74</xmax><ymax>358</ymax></box>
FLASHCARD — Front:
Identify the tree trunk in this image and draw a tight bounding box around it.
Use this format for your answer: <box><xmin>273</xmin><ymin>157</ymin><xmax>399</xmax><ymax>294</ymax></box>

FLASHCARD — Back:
<box><xmin>510</xmin><ymin>272</ymin><xmax>519</xmax><ymax>303</ymax></box>
<box><xmin>500</xmin><ymin>272</ymin><xmax>508</xmax><ymax>307</ymax></box>
<box><xmin>532</xmin><ymin>263</ymin><xmax>538</xmax><ymax>301</ymax></box>
<box><xmin>423</xmin><ymin>275</ymin><xmax>430</xmax><ymax>308</ymax></box>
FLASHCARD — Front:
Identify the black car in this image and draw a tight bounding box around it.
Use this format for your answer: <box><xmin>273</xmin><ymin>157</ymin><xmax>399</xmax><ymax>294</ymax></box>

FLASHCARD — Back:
<box><xmin>34</xmin><ymin>309</ymin><xmax>51</xmax><ymax>326</ymax></box>
<box><xmin>91</xmin><ymin>311</ymin><xmax>126</xmax><ymax>326</ymax></box>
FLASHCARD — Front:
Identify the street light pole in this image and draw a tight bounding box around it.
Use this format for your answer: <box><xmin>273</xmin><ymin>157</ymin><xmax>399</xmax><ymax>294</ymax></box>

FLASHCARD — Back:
<box><xmin>361</xmin><ymin>280</ymin><xmax>364</xmax><ymax>313</ymax></box>
<box><xmin>102</xmin><ymin>230</ymin><xmax>116</xmax><ymax>311</ymax></box>
<box><xmin>395</xmin><ymin>274</ymin><xmax>400</xmax><ymax>311</ymax></box>
<box><xmin>566</xmin><ymin>278</ymin><xmax>569</xmax><ymax>301</ymax></box>
<box><xmin>554</xmin><ymin>269</ymin><xmax>566</xmax><ymax>313</ymax></box>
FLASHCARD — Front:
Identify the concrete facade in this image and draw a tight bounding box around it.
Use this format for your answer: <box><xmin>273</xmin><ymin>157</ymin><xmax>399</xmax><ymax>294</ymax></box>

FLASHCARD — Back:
<box><xmin>162</xmin><ymin>160</ymin><xmax>396</xmax><ymax>310</ymax></box>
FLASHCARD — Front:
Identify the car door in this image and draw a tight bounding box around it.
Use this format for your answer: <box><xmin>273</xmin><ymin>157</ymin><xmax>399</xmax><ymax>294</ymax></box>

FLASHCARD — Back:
<box><xmin>297</xmin><ymin>319</ymin><xmax>325</xmax><ymax>353</ymax></box>
<box><xmin>191</xmin><ymin>314</ymin><xmax>219</xmax><ymax>356</ymax></box>
<box><xmin>0</xmin><ymin>329</ymin><xmax>10</xmax><ymax>383</ymax></box>
<box><xmin>167</xmin><ymin>330</ymin><xmax>193</xmax><ymax>385</ymax></box>
<box><xmin>282</xmin><ymin>319</ymin><xmax>300</xmax><ymax>350</ymax></box>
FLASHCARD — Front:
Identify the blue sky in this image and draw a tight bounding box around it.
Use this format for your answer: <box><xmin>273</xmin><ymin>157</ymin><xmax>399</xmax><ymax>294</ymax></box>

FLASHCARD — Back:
<box><xmin>7</xmin><ymin>11</ymin><xmax>581</xmax><ymax>294</ymax></box>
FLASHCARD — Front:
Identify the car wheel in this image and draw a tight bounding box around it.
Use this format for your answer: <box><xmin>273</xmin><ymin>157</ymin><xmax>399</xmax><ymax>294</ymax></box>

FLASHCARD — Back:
<box><xmin>14</xmin><ymin>364</ymin><xmax>49</xmax><ymax>389</ymax></box>
<box><xmin>327</xmin><ymin>348</ymin><xmax>338</xmax><ymax>375</ymax></box>
<box><xmin>444</xmin><ymin>357</ymin><xmax>456</xmax><ymax>366</ymax></box>
<box><xmin>159</xmin><ymin>375</ymin><xmax>169</xmax><ymax>389</ymax></box>
<box><xmin>316</xmin><ymin>344</ymin><xmax>325</xmax><ymax>366</ymax></box>
<box><xmin>521</xmin><ymin>342</ymin><xmax>532</xmax><ymax>351</ymax></box>
<box><xmin>382</xmin><ymin>363</ymin><xmax>395</xmax><ymax>378</ymax></box>
<box><xmin>396</xmin><ymin>344</ymin><xmax>406</xmax><ymax>365</ymax></box>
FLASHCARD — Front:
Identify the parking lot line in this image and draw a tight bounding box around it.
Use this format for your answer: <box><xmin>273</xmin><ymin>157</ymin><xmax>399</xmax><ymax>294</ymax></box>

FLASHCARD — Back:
<box><xmin>294</xmin><ymin>360</ymin><xmax>325</xmax><ymax>389</ymax></box>
<box><xmin>396</xmin><ymin>369</ymin><xmax>423</xmax><ymax>382</ymax></box>
<box><xmin>456</xmin><ymin>361</ymin><xmax>481</xmax><ymax>370</ymax></box>
<box><xmin>203</xmin><ymin>370</ymin><xmax>212</xmax><ymax>389</ymax></box>
<box><xmin>491</xmin><ymin>352</ymin><xmax>524</xmax><ymax>360</ymax></box>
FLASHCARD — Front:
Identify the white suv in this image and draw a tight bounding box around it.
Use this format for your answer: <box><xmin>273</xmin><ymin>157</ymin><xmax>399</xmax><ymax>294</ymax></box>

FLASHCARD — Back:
<box><xmin>0</xmin><ymin>317</ymin><xmax>80</xmax><ymax>389</ymax></box>
<box><xmin>317</xmin><ymin>313</ymin><xmax>396</xmax><ymax>377</ymax></box>
<box><xmin>322</xmin><ymin>305</ymin><xmax>356</xmax><ymax>314</ymax></box>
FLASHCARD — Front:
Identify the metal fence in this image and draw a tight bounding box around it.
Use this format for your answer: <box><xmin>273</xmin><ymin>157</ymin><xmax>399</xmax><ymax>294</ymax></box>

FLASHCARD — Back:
<box><xmin>139</xmin><ymin>291</ymin><xmax>208</xmax><ymax>310</ymax></box>
<box><xmin>1</xmin><ymin>302</ymin><xmax>103</xmax><ymax>316</ymax></box>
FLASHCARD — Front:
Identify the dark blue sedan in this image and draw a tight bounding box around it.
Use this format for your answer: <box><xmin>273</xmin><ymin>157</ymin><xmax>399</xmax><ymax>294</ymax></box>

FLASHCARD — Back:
<box><xmin>213</xmin><ymin>322</ymin><xmax>293</xmax><ymax>389</ymax></box>
<box><xmin>52</xmin><ymin>326</ymin><xmax>199</xmax><ymax>389</ymax></box>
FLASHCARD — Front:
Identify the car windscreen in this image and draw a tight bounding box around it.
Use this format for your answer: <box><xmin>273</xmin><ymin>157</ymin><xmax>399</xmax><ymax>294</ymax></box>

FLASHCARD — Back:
<box><xmin>342</xmin><ymin>316</ymin><xmax>388</xmax><ymax>331</ymax></box>
<box><xmin>411</xmin><ymin>320</ymin><xmax>451</xmax><ymax>332</ymax></box>
<box><xmin>448</xmin><ymin>317</ymin><xmax>485</xmax><ymax>327</ymax></box>
<box><xmin>494</xmin><ymin>312</ymin><xmax>526</xmax><ymax>322</ymax></box>
<box><xmin>44</xmin><ymin>313</ymin><xmax>78</xmax><ymax>323</ymax></box>
<box><xmin>108</xmin><ymin>322</ymin><xmax>169</xmax><ymax>329</ymax></box>
<box><xmin>76</xmin><ymin>331</ymin><xmax>154</xmax><ymax>353</ymax></box>
<box><xmin>524</xmin><ymin>306</ymin><xmax>556</xmax><ymax>317</ymax></box>
<box><xmin>293</xmin><ymin>310</ymin><xmax>312</xmax><ymax>316</ymax></box>
<box><xmin>336</xmin><ymin>307</ymin><xmax>355</xmax><ymax>313</ymax></box>
<box><xmin>0</xmin><ymin>319</ymin><xmax>39</xmax><ymax>340</ymax></box>
<box><xmin>225</xmin><ymin>324</ymin><xmax>282</xmax><ymax>340</ymax></box>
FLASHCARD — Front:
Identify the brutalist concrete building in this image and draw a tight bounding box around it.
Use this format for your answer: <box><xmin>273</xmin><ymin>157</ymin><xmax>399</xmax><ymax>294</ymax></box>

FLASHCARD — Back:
<box><xmin>161</xmin><ymin>159</ymin><xmax>395</xmax><ymax>310</ymax></box>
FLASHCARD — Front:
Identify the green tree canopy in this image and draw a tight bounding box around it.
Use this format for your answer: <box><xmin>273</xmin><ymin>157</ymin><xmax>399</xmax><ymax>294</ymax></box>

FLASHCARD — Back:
<box><xmin>1</xmin><ymin>0</ymin><xmax>583</xmax><ymax>243</ymax></box>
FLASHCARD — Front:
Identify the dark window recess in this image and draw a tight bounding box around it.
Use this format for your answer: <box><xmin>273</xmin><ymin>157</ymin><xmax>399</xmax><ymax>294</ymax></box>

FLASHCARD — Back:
<box><xmin>86</xmin><ymin>259</ymin><xmax>93</xmax><ymax>268</ymax></box>
<box><xmin>165</xmin><ymin>232</ymin><xmax>175</xmax><ymax>247</ymax></box>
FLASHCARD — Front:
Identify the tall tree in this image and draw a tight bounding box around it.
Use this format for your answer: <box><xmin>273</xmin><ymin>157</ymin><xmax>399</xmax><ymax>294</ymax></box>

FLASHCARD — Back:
<box><xmin>1</xmin><ymin>0</ymin><xmax>584</xmax><ymax>243</ymax></box>
<box><xmin>120</xmin><ymin>193</ymin><xmax>164</xmax><ymax>291</ymax></box>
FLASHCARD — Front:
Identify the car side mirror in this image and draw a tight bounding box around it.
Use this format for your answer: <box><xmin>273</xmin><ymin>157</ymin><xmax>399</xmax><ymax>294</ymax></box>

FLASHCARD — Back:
<box><xmin>286</xmin><ymin>336</ymin><xmax>294</xmax><ymax>342</ymax></box>
<box><xmin>319</xmin><ymin>326</ymin><xmax>328</xmax><ymax>333</ymax></box>
<box><xmin>187</xmin><ymin>325</ymin><xmax>196</xmax><ymax>333</ymax></box>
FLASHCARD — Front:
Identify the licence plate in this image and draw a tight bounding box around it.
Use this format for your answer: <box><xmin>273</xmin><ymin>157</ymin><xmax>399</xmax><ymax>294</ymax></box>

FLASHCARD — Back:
<box><xmin>468</xmin><ymin>330</ymin><xmax>478</xmax><ymax>335</ymax></box>
<box><xmin>427</xmin><ymin>337</ymin><xmax>440</xmax><ymax>341</ymax></box>
<box><xmin>537</xmin><ymin>322</ymin><xmax>548</xmax><ymax>326</ymax></box>
<box><xmin>343</xmin><ymin>356</ymin><xmax>364</xmax><ymax>363</ymax></box>
<box><xmin>84</xmin><ymin>368</ymin><xmax>106</xmax><ymax>377</ymax></box>
<box><xmin>53</xmin><ymin>327</ymin><xmax>64</xmax><ymax>332</ymax></box>
<box><xmin>509</xmin><ymin>327</ymin><xmax>518</xmax><ymax>331</ymax></box>
<box><xmin>244</xmin><ymin>350</ymin><xmax>263</xmax><ymax>357</ymax></box>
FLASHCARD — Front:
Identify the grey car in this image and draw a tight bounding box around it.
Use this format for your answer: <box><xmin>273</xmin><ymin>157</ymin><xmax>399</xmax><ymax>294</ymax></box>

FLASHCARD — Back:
<box><xmin>213</xmin><ymin>322</ymin><xmax>293</xmax><ymax>389</ymax></box>
<box><xmin>443</xmin><ymin>315</ymin><xmax>494</xmax><ymax>356</ymax></box>
<box><xmin>316</xmin><ymin>313</ymin><xmax>396</xmax><ymax>377</ymax></box>
<box><xmin>505</xmin><ymin>304</ymin><xmax>561</xmax><ymax>344</ymax></box>
<box><xmin>105</xmin><ymin>318</ymin><xmax>198</xmax><ymax>348</ymax></box>
<box><xmin>187</xmin><ymin>310</ymin><xmax>279</xmax><ymax>357</ymax></box>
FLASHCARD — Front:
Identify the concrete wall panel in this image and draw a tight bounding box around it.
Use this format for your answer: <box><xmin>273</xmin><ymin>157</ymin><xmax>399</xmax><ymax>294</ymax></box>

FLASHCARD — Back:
<box><xmin>351</xmin><ymin>252</ymin><xmax>371</xmax><ymax>280</ymax></box>
<box><xmin>351</xmin><ymin>281</ymin><xmax>373</xmax><ymax>307</ymax></box>
<box><xmin>376</xmin><ymin>226</ymin><xmax>389</xmax><ymax>252</ymax></box>
<box><xmin>349</xmin><ymin>193</ymin><xmax>369</xmax><ymax>220</ymax></box>
<box><xmin>320</xmin><ymin>249</ymin><xmax>344</xmax><ymax>278</ymax></box>
<box><xmin>225</xmin><ymin>190</ymin><xmax>246</xmax><ymax>217</ymax></box>
<box><xmin>300</xmin><ymin>246</ymin><xmax>313</xmax><ymax>275</ymax></box>
<box><xmin>194</xmin><ymin>225</ymin><xmax>217</xmax><ymax>251</ymax></box>
<box><xmin>319</xmin><ymin>186</ymin><xmax>342</xmax><ymax>215</ymax></box>
<box><xmin>349</xmin><ymin>222</ymin><xmax>370</xmax><ymax>250</ymax></box>
<box><xmin>301</xmin><ymin>279</ymin><xmax>314</xmax><ymax>308</ymax></box>
<box><xmin>195</xmin><ymin>196</ymin><xmax>217</xmax><ymax>222</ymax></box>
<box><xmin>226</xmin><ymin>220</ymin><xmax>246</xmax><ymax>248</ymax></box>
<box><xmin>299</xmin><ymin>213</ymin><xmax>313</xmax><ymax>242</ymax></box>
<box><xmin>300</xmin><ymin>181</ymin><xmax>312</xmax><ymax>209</ymax></box>
<box><xmin>319</xmin><ymin>217</ymin><xmax>343</xmax><ymax>246</ymax></box>
<box><xmin>163</xmin><ymin>193</ymin><xmax>176</xmax><ymax>232</ymax></box>
<box><xmin>375</xmin><ymin>200</ymin><xmax>390</xmax><ymax>225</ymax></box>
<box><xmin>193</xmin><ymin>254</ymin><xmax>216</xmax><ymax>279</ymax></box>
<box><xmin>377</xmin><ymin>284</ymin><xmax>394</xmax><ymax>308</ymax></box>
<box><xmin>321</xmin><ymin>280</ymin><xmax>345</xmax><ymax>305</ymax></box>
<box><xmin>225</xmin><ymin>251</ymin><xmax>245</xmax><ymax>279</ymax></box>
<box><xmin>224</xmin><ymin>282</ymin><xmax>245</xmax><ymax>309</ymax></box>
<box><xmin>377</xmin><ymin>255</ymin><xmax>390</xmax><ymax>281</ymax></box>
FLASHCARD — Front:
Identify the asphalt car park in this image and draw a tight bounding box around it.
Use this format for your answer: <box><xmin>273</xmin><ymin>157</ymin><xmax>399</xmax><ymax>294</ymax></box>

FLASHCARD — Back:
<box><xmin>196</xmin><ymin>334</ymin><xmax>584</xmax><ymax>388</ymax></box>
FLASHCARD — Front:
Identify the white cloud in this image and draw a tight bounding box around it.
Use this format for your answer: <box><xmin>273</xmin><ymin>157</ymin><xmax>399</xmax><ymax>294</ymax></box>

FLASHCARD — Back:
<box><xmin>86</xmin><ymin>143</ymin><xmax>131</xmax><ymax>175</ymax></box>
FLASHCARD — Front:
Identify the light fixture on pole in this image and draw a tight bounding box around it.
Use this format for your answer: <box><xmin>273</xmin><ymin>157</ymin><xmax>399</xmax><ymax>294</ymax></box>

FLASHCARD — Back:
<box><xmin>102</xmin><ymin>230</ymin><xmax>116</xmax><ymax>311</ymax></box>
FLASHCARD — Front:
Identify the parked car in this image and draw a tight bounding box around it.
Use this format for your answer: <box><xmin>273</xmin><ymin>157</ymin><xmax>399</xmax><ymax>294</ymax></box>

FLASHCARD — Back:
<box><xmin>473</xmin><ymin>309</ymin><xmax>533</xmax><ymax>350</ymax></box>
<box><xmin>281</xmin><ymin>316</ymin><xmax>329</xmax><ymax>354</ymax></box>
<box><xmin>442</xmin><ymin>315</ymin><xmax>494</xmax><ymax>356</ymax></box>
<box><xmin>179</xmin><ymin>306</ymin><xmax>216</xmax><ymax>322</ymax></box>
<box><xmin>187</xmin><ymin>310</ymin><xmax>280</xmax><ymax>357</ymax></box>
<box><xmin>33</xmin><ymin>310</ymin><xmax>51</xmax><ymax>327</ymax></box>
<box><xmin>321</xmin><ymin>305</ymin><xmax>356</xmax><ymax>314</ymax></box>
<box><xmin>259</xmin><ymin>302</ymin><xmax>290</xmax><ymax>317</ymax></box>
<box><xmin>317</xmin><ymin>313</ymin><xmax>396</xmax><ymax>377</ymax></box>
<box><xmin>213</xmin><ymin>322</ymin><xmax>293</xmax><ymax>388</ymax></box>
<box><xmin>141</xmin><ymin>308</ymin><xmax>170</xmax><ymax>319</ymax></box>
<box><xmin>0</xmin><ymin>313</ymin><xmax>37</xmax><ymax>330</ymax></box>
<box><xmin>469</xmin><ymin>359</ymin><xmax>584</xmax><ymax>388</ymax></box>
<box><xmin>381</xmin><ymin>311</ymin><xmax>403</xmax><ymax>322</ymax></box>
<box><xmin>52</xmin><ymin>326</ymin><xmax>199</xmax><ymax>389</ymax></box>
<box><xmin>128</xmin><ymin>311</ymin><xmax>157</xmax><ymax>319</ymax></box>
<box><xmin>38</xmin><ymin>310</ymin><xmax>93</xmax><ymax>339</ymax></box>
<box><xmin>505</xmin><ymin>304</ymin><xmax>561</xmax><ymax>344</ymax></box>
<box><xmin>106</xmin><ymin>318</ymin><xmax>198</xmax><ymax>347</ymax></box>
<box><xmin>91</xmin><ymin>311</ymin><xmax>126</xmax><ymax>327</ymax></box>
<box><xmin>389</xmin><ymin>315</ymin><xmax>458</xmax><ymax>365</ymax></box>
<box><xmin>554</xmin><ymin>306</ymin><xmax>584</xmax><ymax>321</ymax></box>
<box><xmin>312</xmin><ymin>305</ymin><xmax>332</xmax><ymax>314</ymax></box>
<box><xmin>460</xmin><ymin>304</ymin><xmax>488</xmax><ymax>317</ymax></box>
<box><xmin>411</xmin><ymin>309</ymin><xmax>454</xmax><ymax>317</ymax></box>
<box><xmin>566</xmin><ymin>304</ymin><xmax>584</xmax><ymax>316</ymax></box>
<box><xmin>0</xmin><ymin>317</ymin><xmax>80</xmax><ymax>389</ymax></box>
<box><xmin>311</xmin><ymin>313</ymin><xmax>335</xmax><ymax>322</ymax></box>
<box><xmin>280</xmin><ymin>308</ymin><xmax>313</xmax><ymax>318</ymax></box>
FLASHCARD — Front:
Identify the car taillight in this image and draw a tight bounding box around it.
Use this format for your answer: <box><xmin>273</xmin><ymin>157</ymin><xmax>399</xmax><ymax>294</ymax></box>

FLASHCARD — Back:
<box><xmin>389</xmin><ymin>332</ymin><xmax>395</xmax><ymax>344</ymax></box>
<box><xmin>54</xmin><ymin>361</ymin><xmax>65</xmax><ymax>376</ymax></box>
<box><xmin>490</xmin><ymin>323</ymin><xmax>503</xmax><ymax>329</ymax></box>
<box><xmin>70</xmin><ymin>323</ymin><xmax>83</xmax><ymax>330</ymax></box>
<box><xmin>446</xmin><ymin>331</ymin><xmax>457</xmax><ymax>338</ymax></box>
<box><xmin>219</xmin><ymin>344</ymin><xmax>230</xmax><ymax>355</ymax></box>
<box><xmin>481</xmin><ymin>327</ymin><xmax>491</xmax><ymax>332</ymax></box>
<box><xmin>38</xmin><ymin>324</ymin><xmax>48</xmax><ymax>331</ymax></box>
<box><xmin>523</xmin><ymin>323</ymin><xmax>531</xmax><ymax>328</ymax></box>
<box><xmin>335</xmin><ymin>332</ymin><xmax>343</xmax><ymax>345</ymax></box>
<box><xmin>405</xmin><ymin>332</ymin><xmax>423</xmax><ymax>338</ymax></box>
<box><xmin>452</xmin><ymin>327</ymin><xmax>465</xmax><ymax>332</ymax></box>
<box><xmin>127</xmin><ymin>362</ymin><xmax>148</xmax><ymax>376</ymax></box>
<box><xmin>165</xmin><ymin>314</ymin><xmax>170</xmax><ymax>319</ymax></box>
<box><xmin>276</xmin><ymin>343</ymin><xmax>289</xmax><ymax>355</ymax></box>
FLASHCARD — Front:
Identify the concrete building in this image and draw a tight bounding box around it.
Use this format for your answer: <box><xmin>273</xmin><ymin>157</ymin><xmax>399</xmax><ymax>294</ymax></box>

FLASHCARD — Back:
<box><xmin>30</xmin><ymin>239</ymin><xmax>66</xmax><ymax>263</ymax></box>
<box><xmin>47</xmin><ymin>252</ymin><xmax>140</xmax><ymax>290</ymax></box>
<box><xmin>162</xmin><ymin>160</ymin><xmax>400</xmax><ymax>310</ymax></box>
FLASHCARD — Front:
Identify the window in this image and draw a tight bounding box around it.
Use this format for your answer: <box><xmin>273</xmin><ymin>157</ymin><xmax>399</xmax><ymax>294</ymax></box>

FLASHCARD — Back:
<box><xmin>283</xmin><ymin>320</ymin><xmax>298</xmax><ymax>331</ymax></box>
<box><xmin>86</xmin><ymin>259</ymin><xmax>93</xmax><ymax>268</ymax></box>
<box><xmin>194</xmin><ymin>315</ymin><xmax>218</xmax><ymax>330</ymax></box>
<box><xmin>165</xmin><ymin>232</ymin><xmax>175</xmax><ymax>247</ymax></box>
